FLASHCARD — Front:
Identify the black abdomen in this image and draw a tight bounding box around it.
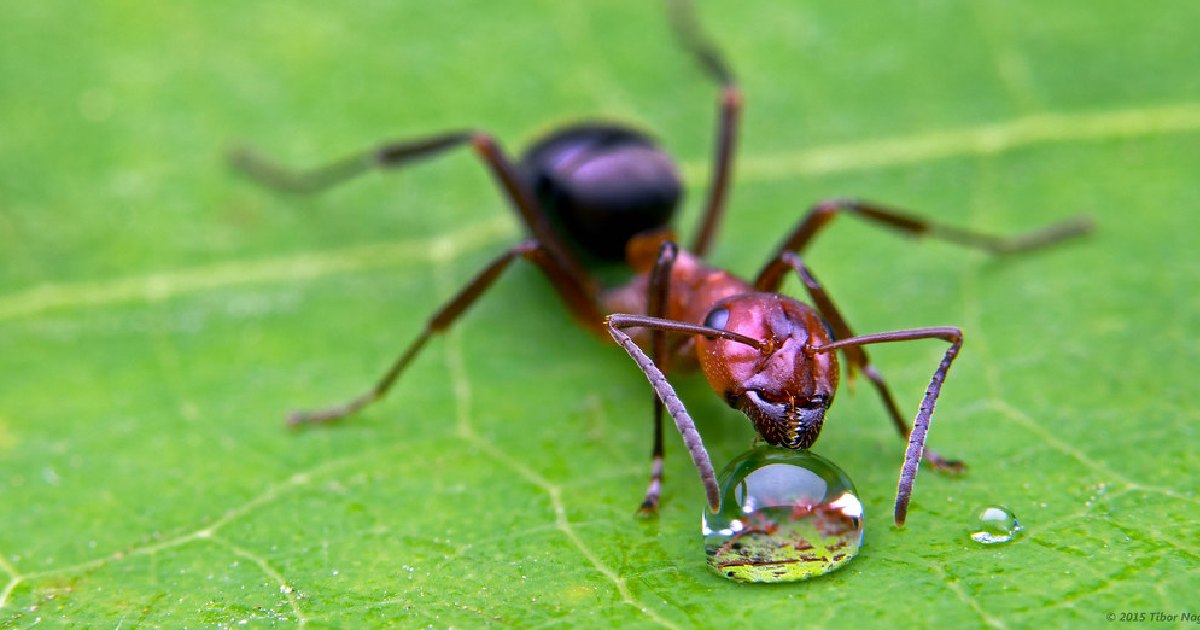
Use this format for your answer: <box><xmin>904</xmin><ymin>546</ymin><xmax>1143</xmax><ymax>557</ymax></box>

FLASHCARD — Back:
<box><xmin>520</xmin><ymin>123</ymin><xmax>682</xmax><ymax>261</ymax></box>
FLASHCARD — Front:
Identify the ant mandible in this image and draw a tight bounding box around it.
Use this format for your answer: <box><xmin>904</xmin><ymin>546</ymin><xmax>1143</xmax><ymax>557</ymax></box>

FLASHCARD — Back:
<box><xmin>231</xmin><ymin>3</ymin><xmax>1090</xmax><ymax>525</ymax></box>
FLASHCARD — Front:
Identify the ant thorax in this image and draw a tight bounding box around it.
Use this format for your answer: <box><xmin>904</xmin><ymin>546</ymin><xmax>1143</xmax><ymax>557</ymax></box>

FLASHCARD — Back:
<box><xmin>601</xmin><ymin>239</ymin><xmax>754</xmax><ymax>366</ymax></box>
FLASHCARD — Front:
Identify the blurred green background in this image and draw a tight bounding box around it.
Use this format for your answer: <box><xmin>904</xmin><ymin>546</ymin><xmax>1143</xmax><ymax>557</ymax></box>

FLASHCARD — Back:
<box><xmin>2</xmin><ymin>1</ymin><xmax>1198</xmax><ymax>626</ymax></box>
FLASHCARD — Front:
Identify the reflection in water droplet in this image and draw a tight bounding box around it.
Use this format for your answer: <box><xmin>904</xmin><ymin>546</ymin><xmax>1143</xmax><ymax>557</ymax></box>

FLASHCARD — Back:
<box><xmin>970</xmin><ymin>505</ymin><xmax>1022</xmax><ymax>544</ymax></box>
<box><xmin>702</xmin><ymin>445</ymin><xmax>864</xmax><ymax>583</ymax></box>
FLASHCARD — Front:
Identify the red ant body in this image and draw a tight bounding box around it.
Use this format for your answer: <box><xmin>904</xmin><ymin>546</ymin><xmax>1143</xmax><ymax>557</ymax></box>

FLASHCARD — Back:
<box><xmin>232</xmin><ymin>4</ymin><xmax>1089</xmax><ymax>525</ymax></box>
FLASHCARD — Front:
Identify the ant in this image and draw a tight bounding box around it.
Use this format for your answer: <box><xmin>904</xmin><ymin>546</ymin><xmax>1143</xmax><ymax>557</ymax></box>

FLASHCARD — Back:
<box><xmin>231</xmin><ymin>3</ymin><xmax>1090</xmax><ymax>526</ymax></box>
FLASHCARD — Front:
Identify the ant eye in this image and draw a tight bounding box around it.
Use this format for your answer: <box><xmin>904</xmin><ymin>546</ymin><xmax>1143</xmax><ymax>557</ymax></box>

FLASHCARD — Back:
<box><xmin>704</xmin><ymin>306</ymin><xmax>730</xmax><ymax>331</ymax></box>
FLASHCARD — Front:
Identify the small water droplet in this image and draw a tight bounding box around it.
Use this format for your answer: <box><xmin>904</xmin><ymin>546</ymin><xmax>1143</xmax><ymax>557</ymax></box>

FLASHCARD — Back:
<box><xmin>970</xmin><ymin>505</ymin><xmax>1022</xmax><ymax>544</ymax></box>
<box><xmin>703</xmin><ymin>445</ymin><xmax>864</xmax><ymax>583</ymax></box>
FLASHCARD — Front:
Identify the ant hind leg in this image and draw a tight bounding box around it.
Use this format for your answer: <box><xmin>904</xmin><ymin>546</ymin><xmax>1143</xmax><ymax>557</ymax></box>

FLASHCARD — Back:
<box><xmin>231</xmin><ymin>130</ymin><xmax>594</xmax><ymax>296</ymax></box>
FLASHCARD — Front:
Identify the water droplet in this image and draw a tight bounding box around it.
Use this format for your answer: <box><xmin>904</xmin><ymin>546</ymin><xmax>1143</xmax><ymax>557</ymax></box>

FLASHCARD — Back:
<box><xmin>702</xmin><ymin>445</ymin><xmax>864</xmax><ymax>583</ymax></box>
<box><xmin>970</xmin><ymin>505</ymin><xmax>1022</xmax><ymax>544</ymax></box>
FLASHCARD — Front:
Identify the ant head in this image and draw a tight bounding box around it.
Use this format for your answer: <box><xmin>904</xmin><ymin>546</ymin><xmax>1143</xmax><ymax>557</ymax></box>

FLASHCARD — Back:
<box><xmin>695</xmin><ymin>293</ymin><xmax>839</xmax><ymax>449</ymax></box>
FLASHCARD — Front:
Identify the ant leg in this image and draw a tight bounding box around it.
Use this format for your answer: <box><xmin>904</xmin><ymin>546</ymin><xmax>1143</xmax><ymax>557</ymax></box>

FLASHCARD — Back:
<box><xmin>668</xmin><ymin>0</ymin><xmax>736</xmax><ymax>88</ymax></box>
<box><xmin>639</xmin><ymin>241</ymin><xmax>680</xmax><ymax>515</ymax></box>
<box><xmin>669</xmin><ymin>0</ymin><xmax>742</xmax><ymax>257</ymax></box>
<box><xmin>290</xmin><ymin>238</ymin><xmax>602</xmax><ymax>427</ymax></box>
<box><xmin>607</xmin><ymin>313</ymin><xmax>763</xmax><ymax>511</ymax></box>
<box><xmin>229</xmin><ymin>131</ymin><xmax>473</xmax><ymax>195</ymax></box>
<box><xmin>754</xmin><ymin>200</ymin><xmax>1089</xmax><ymax>466</ymax></box>
<box><xmin>754</xmin><ymin>198</ymin><xmax>1093</xmax><ymax>290</ymax></box>
<box><xmin>776</xmin><ymin>252</ymin><xmax>965</xmax><ymax>473</ymax></box>
<box><xmin>812</xmin><ymin>327</ymin><xmax>964</xmax><ymax>526</ymax></box>
<box><xmin>690</xmin><ymin>87</ymin><xmax>741</xmax><ymax>258</ymax></box>
<box><xmin>231</xmin><ymin>132</ymin><xmax>592</xmax><ymax>296</ymax></box>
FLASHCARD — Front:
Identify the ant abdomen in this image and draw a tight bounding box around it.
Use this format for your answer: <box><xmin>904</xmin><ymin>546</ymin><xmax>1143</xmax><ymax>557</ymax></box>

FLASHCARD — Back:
<box><xmin>520</xmin><ymin>123</ymin><xmax>682</xmax><ymax>261</ymax></box>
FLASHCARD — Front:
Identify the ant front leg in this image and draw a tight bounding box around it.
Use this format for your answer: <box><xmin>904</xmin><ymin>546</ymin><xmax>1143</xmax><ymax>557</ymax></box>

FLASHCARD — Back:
<box><xmin>289</xmin><ymin>239</ymin><xmax>602</xmax><ymax>427</ymax></box>
<box><xmin>607</xmin><ymin>314</ymin><xmax>767</xmax><ymax>511</ymax></box>
<box><xmin>773</xmin><ymin>252</ymin><xmax>966</xmax><ymax>474</ymax></box>
<box><xmin>812</xmin><ymin>327</ymin><xmax>964</xmax><ymax>526</ymax></box>
<box><xmin>231</xmin><ymin>131</ymin><xmax>593</xmax><ymax>297</ymax></box>
<box><xmin>639</xmin><ymin>241</ymin><xmax>679</xmax><ymax>515</ymax></box>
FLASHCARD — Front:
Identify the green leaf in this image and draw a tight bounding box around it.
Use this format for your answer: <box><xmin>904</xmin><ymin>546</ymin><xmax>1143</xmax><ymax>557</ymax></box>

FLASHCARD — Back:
<box><xmin>2</xmin><ymin>1</ymin><xmax>1197</xmax><ymax>626</ymax></box>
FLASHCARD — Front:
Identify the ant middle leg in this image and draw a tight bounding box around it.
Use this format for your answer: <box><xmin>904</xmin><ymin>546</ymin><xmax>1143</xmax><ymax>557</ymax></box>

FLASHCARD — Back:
<box><xmin>773</xmin><ymin>251</ymin><xmax>967</xmax><ymax>473</ymax></box>
<box><xmin>754</xmin><ymin>198</ymin><xmax>1093</xmax><ymax>290</ymax></box>
<box><xmin>289</xmin><ymin>238</ymin><xmax>602</xmax><ymax>427</ymax></box>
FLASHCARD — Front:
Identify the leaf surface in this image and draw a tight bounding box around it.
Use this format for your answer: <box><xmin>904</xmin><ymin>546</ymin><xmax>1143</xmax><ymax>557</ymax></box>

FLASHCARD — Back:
<box><xmin>2</xmin><ymin>1</ymin><xmax>1198</xmax><ymax>626</ymax></box>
